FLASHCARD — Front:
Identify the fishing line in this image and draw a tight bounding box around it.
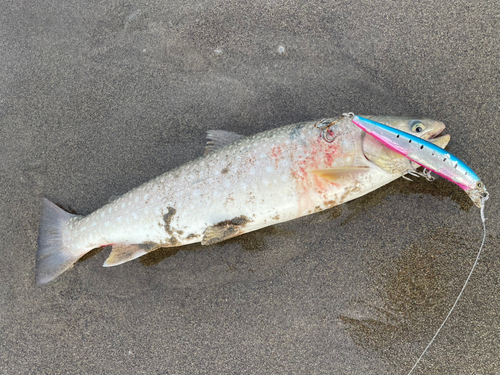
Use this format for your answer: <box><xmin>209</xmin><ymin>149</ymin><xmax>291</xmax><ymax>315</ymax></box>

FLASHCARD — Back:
<box><xmin>406</xmin><ymin>192</ymin><xmax>489</xmax><ymax>375</ymax></box>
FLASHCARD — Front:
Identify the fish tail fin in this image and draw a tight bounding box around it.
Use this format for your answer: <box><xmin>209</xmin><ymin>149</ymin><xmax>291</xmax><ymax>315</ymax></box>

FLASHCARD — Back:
<box><xmin>36</xmin><ymin>198</ymin><xmax>84</xmax><ymax>285</ymax></box>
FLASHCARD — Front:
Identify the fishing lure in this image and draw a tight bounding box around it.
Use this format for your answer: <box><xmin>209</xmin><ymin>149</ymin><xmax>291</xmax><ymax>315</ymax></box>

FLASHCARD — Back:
<box><xmin>346</xmin><ymin>113</ymin><xmax>489</xmax><ymax>375</ymax></box>
<box><xmin>348</xmin><ymin>113</ymin><xmax>488</xmax><ymax>208</ymax></box>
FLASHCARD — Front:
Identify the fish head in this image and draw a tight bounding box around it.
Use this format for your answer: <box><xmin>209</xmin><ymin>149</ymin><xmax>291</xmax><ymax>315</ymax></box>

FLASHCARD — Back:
<box><xmin>361</xmin><ymin>116</ymin><xmax>451</xmax><ymax>175</ymax></box>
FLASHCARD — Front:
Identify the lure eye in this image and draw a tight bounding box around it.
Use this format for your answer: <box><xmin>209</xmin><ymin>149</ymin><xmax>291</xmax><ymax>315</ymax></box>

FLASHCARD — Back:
<box><xmin>477</xmin><ymin>181</ymin><xmax>483</xmax><ymax>189</ymax></box>
<box><xmin>411</xmin><ymin>121</ymin><xmax>425</xmax><ymax>133</ymax></box>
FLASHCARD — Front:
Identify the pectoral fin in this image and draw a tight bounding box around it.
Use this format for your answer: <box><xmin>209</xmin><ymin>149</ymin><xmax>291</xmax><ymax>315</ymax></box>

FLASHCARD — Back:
<box><xmin>103</xmin><ymin>243</ymin><xmax>160</xmax><ymax>267</ymax></box>
<box><xmin>310</xmin><ymin>167</ymin><xmax>370</xmax><ymax>182</ymax></box>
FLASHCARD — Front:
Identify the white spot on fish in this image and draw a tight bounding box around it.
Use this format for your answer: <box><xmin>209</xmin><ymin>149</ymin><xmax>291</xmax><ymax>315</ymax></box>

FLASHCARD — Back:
<box><xmin>144</xmin><ymin>207</ymin><xmax>149</xmax><ymax>214</ymax></box>
<box><xmin>121</xmin><ymin>203</ymin><xmax>125</xmax><ymax>209</ymax></box>
<box><xmin>108</xmin><ymin>208</ymin><xmax>112</xmax><ymax>213</ymax></box>
<box><xmin>265</xmin><ymin>166</ymin><xmax>273</xmax><ymax>173</ymax></box>
<box><xmin>104</xmin><ymin>221</ymin><xmax>110</xmax><ymax>227</ymax></box>
<box><xmin>263</xmin><ymin>179</ymin><xmax>269</xmax><ymax>186</ymax></box>
<box><xmin>132</xmin><ymin>213</ymin><xmax>138</xmax><ymax>219</ymax></box>
<box><xmin>101</xmin><ymin>212</ymin><xmax>105</xmax><ymax>218</ymax></box>
<box><xmin>117</xmin><ymin>217</ymin><xmax>122</xmax><ymax>222</ymax></box>
<box><xmin>135</xmin><ymin>197</ymin><xmax>139</xmax><ymax>203</ymax></box>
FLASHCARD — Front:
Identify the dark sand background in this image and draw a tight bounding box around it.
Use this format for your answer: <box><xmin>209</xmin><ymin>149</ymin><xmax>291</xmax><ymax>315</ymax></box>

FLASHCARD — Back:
<box><xmin>1</xmin><ymin>1</ymin><xmax>499</xmax><ymax>374</ymax></box>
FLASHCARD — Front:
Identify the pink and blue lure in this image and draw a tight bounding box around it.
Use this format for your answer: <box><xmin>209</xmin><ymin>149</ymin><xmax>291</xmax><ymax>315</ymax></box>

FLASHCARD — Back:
<box><xmin>348</xmin><ymin>113</ymin><xmax>489</xmax><ymax>375</ymax></box>
<box><xmin>350</xmin><ymin>114</ymin><xmax>487</xmax><ymax>208</ymax></box>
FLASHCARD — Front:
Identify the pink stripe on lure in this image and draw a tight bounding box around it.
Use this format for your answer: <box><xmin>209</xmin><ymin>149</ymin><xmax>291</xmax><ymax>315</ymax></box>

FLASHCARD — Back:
<box><xmin>349</xmin><ymin>114</ymin><xmax>488</xmax><ymax>207</ymax></box>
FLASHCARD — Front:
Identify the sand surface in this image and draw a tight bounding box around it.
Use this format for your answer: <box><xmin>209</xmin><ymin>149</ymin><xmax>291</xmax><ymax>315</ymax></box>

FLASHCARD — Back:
<box><xmin>1</xmin><ymin>1</ymin><xmax>499</xmax><ymax>374</ymax></box>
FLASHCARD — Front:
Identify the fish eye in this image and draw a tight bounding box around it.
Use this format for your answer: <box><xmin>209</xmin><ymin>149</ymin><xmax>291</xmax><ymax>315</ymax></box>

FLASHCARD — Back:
<box><xmin>410</xmin><ymin>121</ymin><xmax>425</xmax><ymax>133</ymax></box>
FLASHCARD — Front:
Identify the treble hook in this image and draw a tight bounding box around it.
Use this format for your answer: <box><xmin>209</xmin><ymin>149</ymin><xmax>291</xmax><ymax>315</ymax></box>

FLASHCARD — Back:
<box><xmin>403</xmin><ymin>168</ymin><xmax>435</xmax><ymax>182</ymax></box>
<box><xmin>422</xmin><ymin>168</ymin><xmax>435</xmax><ymax>181</ymax></box>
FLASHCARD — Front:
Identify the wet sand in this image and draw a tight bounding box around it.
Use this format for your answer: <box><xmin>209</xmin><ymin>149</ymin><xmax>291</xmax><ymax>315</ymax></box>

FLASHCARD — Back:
<box><xmin>1</xmin><ymin>1</ymin><xmax>499</xmax><ymax>374</ymax></box>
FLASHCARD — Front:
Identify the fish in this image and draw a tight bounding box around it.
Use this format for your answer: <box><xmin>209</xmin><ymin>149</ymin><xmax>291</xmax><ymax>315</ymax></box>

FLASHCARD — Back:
<box><xmin>350</xmin><ymin>114</ymin><xmax>488</xmax><ymax>207</ymax></box>
<box><xmin>36</xmin><ymin>115</ymin><xmax>450</xmax><ymax>284</ymax></box>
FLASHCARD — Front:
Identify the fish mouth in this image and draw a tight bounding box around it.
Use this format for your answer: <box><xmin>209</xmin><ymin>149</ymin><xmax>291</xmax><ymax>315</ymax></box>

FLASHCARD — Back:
<box><xmin>421</xmin><ymin>121</ymin><xmax>450</xmax><ymax>149</ymax></box>
<box><xmin>421</xmin><ymin>121</ymin><xmax>446</xmax><ymax>141</ymax></box>
<box><xmin>427</xmin><ymin>133</ymin><xmax>451</xmax><ymax>149</ymax></box>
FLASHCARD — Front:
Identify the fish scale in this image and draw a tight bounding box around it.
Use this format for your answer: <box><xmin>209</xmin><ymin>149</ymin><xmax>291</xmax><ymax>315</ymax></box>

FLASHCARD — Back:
<box><xmin>36</xmin><ymin>115</ymin><xmax>449</xmax><ymax>284</ymax></box>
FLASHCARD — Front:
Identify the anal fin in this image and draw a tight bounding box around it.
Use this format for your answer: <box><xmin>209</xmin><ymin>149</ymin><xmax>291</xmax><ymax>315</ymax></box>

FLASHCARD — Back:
<box><xmin>103</xmin><ymin>243</ymin><xmax>160</xmax><ymax>267</ymax></box>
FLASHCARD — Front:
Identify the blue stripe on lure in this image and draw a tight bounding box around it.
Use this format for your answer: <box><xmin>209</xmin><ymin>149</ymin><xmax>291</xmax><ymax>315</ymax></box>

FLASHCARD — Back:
<box><xmin>350</xmin><ymin>114</ymin><xmax>488</xmax><ymax>208</ymax></box>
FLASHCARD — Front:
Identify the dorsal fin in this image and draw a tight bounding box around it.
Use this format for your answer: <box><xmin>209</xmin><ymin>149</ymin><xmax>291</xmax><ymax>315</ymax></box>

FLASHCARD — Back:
<box><xmin>204</xmin><ymin>130</ymin><xmax>245</xmax><ymax>155</ymax></box>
